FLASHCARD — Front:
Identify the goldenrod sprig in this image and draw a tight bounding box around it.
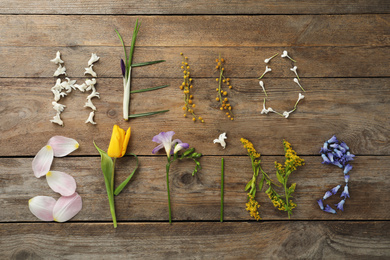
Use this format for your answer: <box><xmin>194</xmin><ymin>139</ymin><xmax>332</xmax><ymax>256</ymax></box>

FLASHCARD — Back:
<box><xmin>179</xmin><ymin>53</ymin><xmax>204</xmax><ymax>123</ymax></box>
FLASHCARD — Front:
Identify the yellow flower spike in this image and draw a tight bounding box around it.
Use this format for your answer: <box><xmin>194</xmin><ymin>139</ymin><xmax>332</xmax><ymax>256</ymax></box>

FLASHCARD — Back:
<box><xmin>107</xmin><ymin>125</ymin><xmax>131</xmax><ymax>158</ymax></box>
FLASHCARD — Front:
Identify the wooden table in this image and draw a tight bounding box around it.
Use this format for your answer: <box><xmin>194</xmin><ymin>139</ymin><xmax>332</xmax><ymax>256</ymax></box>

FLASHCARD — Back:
<box><xmin>1</xmin><ymin>1</ymin><xmax>389</xmax><ymax>259</ymax></box>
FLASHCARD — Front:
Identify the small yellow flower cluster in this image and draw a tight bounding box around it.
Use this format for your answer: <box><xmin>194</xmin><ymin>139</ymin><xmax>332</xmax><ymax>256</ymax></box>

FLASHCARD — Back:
<box><xmin>283</xmin><ymin>140</ymin><xmax>305</xmax><ymax>172</ymax></box>
<box><xmin>266</xmin><ymin>189</ymin><xmax>288</xmax><ymax>211</ymax></box>
<box><xmin>215</xmin><ymin>57</ymin><xmax>234</xmax><ymax>120</ymax></box>
<box><xmin>240</xmin><ymin>138</ymin><xmax>260</xmax><ymax>159</ymax></box>
<box><xmin>246</xmin><ymin>194</ymin><xmax>261</xmax><ymax>221</ymax></box>
<box><xmin>180</xmin><ymin>53</ymin><xmax>204</xmax><ymax>123</ymax></box>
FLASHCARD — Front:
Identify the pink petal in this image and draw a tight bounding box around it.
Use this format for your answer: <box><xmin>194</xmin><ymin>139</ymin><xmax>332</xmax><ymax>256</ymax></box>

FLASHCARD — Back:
<box><xmin>28</xmin><ymin>196</ymin><xmax>56</xmax><ymax>221</ymax></box>
<box><xmin>53</xmin><ymin>192</ymin><xmax>82</xmax><ymax>222</ymax></box>
<box><xmin>48</xmin><ymin>136</ymin><xmax>79</xmax><ymax>157</ymax></box>
<box><xmin>46</xmin><ymin>171</ymin><xmax>77</xmax><ymax>196</ymax></box>
<box><xmin>32</xmin><ymin>145</ymin><xmax>54</xmax><ymax>178</ymax></box>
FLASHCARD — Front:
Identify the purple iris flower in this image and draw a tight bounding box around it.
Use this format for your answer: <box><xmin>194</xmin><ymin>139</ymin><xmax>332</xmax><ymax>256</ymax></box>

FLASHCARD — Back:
<box><xmin>344</xmin><ymin>175</ymin><xmax>350</xmax><ymax>183</ymax></box>
<box><xmin>327</xmin><ymin>152</ymin><xmax>334</xmax><ymax>162</ymax></box>
<box><xmin>323</xmin><ymin>190</ymin><xmax>333</xmax><ymax>200</ymax></box>
<box><xmin>335</xmin><ymin>199</ymin><xmax>345</xmax><ymax>211</ymax></box>
<box><xmin>327</xmin><ymin>135</ymin><xmax>338</xmax><ymax>144</ymax></box>
<box><xmin>324</xmin><ymin>204</ymin><xmax>336</xmax><ymax>214</ymax></box>
<box><xmin>152</xmin><ymin>131</ymin><xmax>189</xmax><ymax>158</ymax></box>
<box><xmin>340</xmin><ymin>142</ymin><xmax>349</xmax><ymax>151</ymax></box>
<box><xmin>343</xmin><ymin>164</ymin><xmax>352</xmax><ymax>174</ymax></box>
<box><xmin>321</xmin><ymin>154</ymin><xmax>331</xmax><ymax>164</ymax></box>
<box><xmin>340</xmin><ymin>185</ymin><xmax>350</xmax><ymax>198</ymax></box>
<box><xmin>331</xmin><ymin>185</ymin><xmax>341</xmax><ymax>195</ymax></box>
<box><xmin>120</xmin><ymin>59</ymin><xmax>126</xmax><ymax>77</ymax></box>
<box><xmin>317</xmin><ymin>199</ymin><xmax>324</xmax><ymax>210</ymax></box>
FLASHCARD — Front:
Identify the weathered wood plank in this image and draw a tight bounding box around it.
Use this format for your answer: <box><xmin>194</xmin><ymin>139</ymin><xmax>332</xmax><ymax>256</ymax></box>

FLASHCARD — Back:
<box><xmin>1</xmin><ymin>15</ymin><xmax>389</xmax><ymax>47</ymax></box>
<box><xmin>1</xmin><ymin>222</ymin><xmax>389</xmax><ymax>259</ymax></box>
<box><xmin>0</xmin><ymin>78</ymin><xmax>388</xmax><ymax>156</ymax></box>
<box><xmin>1</xmin><ymin>46</ymin><xmax>389</xmax><ymax>78</ymax></box>
<box><xmin>0</xmin><ymin>0</ymin><xmax>389</xmax><ymax>15</ymax></box>
<box><xmin>1</xmin><ymin>156</ymin><xmax>388</xmax><ymax>222</ymax></box>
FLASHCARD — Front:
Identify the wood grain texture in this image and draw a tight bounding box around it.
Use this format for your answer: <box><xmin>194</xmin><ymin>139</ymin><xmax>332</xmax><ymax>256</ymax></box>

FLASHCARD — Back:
<box><xmin>1</xmin><ymin>156</ymin><xmax>388</xmax><ymax>222</ymax></box>
<box><xmin>1</xmin><ymin>78</ymin><xmax>388</xmax><ymax>156</ymax></box>
<box><xmin>1</xmin><ymin>222</ymin><xmax>390</xmax><ymax>259</ymax></box>
<box><xmin>1</xmin><ymin>15</ymin><xmax>389</xmax><ymax>47</ymax></box>
<box><xmin>0</xmin><ymin>0</ymin><xmax>389</xmax><ymax>15</ymax></box>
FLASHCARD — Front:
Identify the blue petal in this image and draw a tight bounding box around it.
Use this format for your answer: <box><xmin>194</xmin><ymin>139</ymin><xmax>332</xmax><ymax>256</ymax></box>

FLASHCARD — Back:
<box><xmin>327</xmin><ymin>152</ymin><xmax>334</xmax><ymax>162</ymax></box>
<box><xmin>330</xmin><ymin>143</ymin><xmax>339</xmax><ymax>149</ymax></box>
<box><xmin>334</xmin><ymin>149</ymin><xmax>343</xmax><ymax>158</ymax></box>
<box><xmin>323</xmin><ymin>191</ymin><xmax>333</xmax><ymax>200</ymax></box>
<box><xmin>344</xmin><ymin>175</ymin><xmax>350</xmax><ymax>183</ymax></box>
<box><xmin>340</xmin><ymin>185</ymin><xmax>350</xmax><ymax>199</ymax></box>
<box><xmin>324</xmin><ymin>204</ymin><xmax>336</xmax><ymax>214</ymax></box>
<box><xmin>333</xmin><ymin>160</ymin><xmax>343</xmax><ymax>168</ymax></box>
<box><xmin>343</xmin><ymin>164</ymin><xmax>353</xmax><ymax>174</ymax></box>
<box><xmin>321</xmin><ymin>154</ymin><xmax>331</xmax><ymax>164</ymax></box>
<box><xmin>327</xmin><ymin>135</ymin><xmax>339</xmax><ymax>144</ymax></box>
<box><xmin>317</xmin><ymin>199</ymin><xmax>324</xmax><ymax>210</ymax></box>
<box><xmin>340</xmin><ymin>142</ymin><xmax>350</xmax><ymax>151</ymax></box>
<box><xmin>344</xmin><ymin>152</ymin><xmax>355</xmax><ymax>162</ymax></box>
<box><xmin>335</xmin><ymin>199</ymin><xmax>345</xmax><ymax>211</ymax></box>
<box><xmin>331</xmin><ymin>185</ymin><xmax>341</xmax><ymax>195</ymax></box>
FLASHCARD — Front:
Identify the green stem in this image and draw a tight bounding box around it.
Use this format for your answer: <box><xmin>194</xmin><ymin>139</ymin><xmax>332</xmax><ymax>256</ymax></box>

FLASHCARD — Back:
<box><xmin>220</xmin><ymin>158</ymin><xmax>224</xmax><ymax>223</ymax></box>
<box><xmin>283</xmin><ymin>180</ymin><xmax>291</xmax><ymax>219</ymax></box>
<box><xmin>166</xmin><ymin>161</ymin><xmax>172</xmax><ymax>224</ymax></box>
<box><xmin>110</xmin><ymin>158</ymin><xmax>117</xmax><ymax>228</ymax></box>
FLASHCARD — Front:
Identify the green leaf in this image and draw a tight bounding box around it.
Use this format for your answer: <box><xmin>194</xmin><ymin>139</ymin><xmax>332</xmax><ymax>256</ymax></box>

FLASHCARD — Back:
<box><xmin>127</xmin><ymin>19</ymin><xmax>140</xmax><ymax>78</ymax></box>
<box><xmin>245</xmin><ymin>180</ymin><xmax>252</xmax><ymax>191</ymax></box>
<box><xmin>131</xmin><ymin>60</ymin><xmax>166</xmax><ymax>67</ymax></box>
<box><xmin>288</xmin><ymin>183</ymin><xmax>296</xmax><ymax>195</ymax></box>
<box><xmin>276</xmin><ymin>171</ymin><xmax>284</xmax><ymax>185</ymax></box>
<box><xmin>258</xmin><ymin>176</ymin><xmax>265</xmax><ymax>192</ymax></box>
<box><xmin>114</xmin><ymin>153</ymin><xmax>139</xmax><ymax>196</ymax></box>
<box><xmin>130</xmin><ymin>84</ymin><xmax>169</xmax><ymax>94</ymax></box>
<box><xmin>128</xmin><ymin>110</ymin><xmax>169</xmax><ymax>118</ymax></box>
<box><xmin>114</xmin><ymin>29</ymin><xmax>128</xmax><ymax>66</ymax></box>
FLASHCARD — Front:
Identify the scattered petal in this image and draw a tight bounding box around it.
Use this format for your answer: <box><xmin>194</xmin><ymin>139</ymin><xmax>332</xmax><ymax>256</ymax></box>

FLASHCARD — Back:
<box><xmin>75</xmin><ymin>83</ymin><xmax>87</xmax><ymax>92</ymax></box>
<box><xmin>28</xmin><ymin>196</ymin><xmax>56</xmax><ymax>221</ymax></box>
<box><xmin>46</xmin><ymin>171</ymin><xmax>77</xmax><ymax>196</ymax></box>
<box><xmin>84</xmin><ymin>65</ymin><xmax>97</xmax><ymax>77</ymax></box>
<box><xmin>48</xmin><ymin>136</ymin><xmax>79</xmax><ymax>157</ymax></box>
<box><xmin>344</xmin><ymin>175</ymin><xmax>350</xmax><ymax>183</ymax></box>
<box><xmin>341</xmin><ymin>185</ymin><xmax>350</xmax><ymax>198</ymax></box>
<box><xmin>88</xmin><ymin>53</ymin><xmax>100</xmax><ymax>66</ymax></box>
<box><xmin>335</xmin><ymin>199</ymin><xmax>345</xmax><ymax>211</ymax></box>
<box><xmin>323</xmin><ymin>190</ymin><xmax>333</xmax><ymax>200</ymax></box>
<box><xmin>213</xmin><ymin>132</ymin><xmax>227</xmax><ymax>149</ymax></box>
<box><xmin>50</xmin><ymin>51</ymin><xmax>64</xmax><ymax>64</ymax></box>
<box><xmin>85</xmin><ymin>111</ymin><xmax>97</xmax><ymax>125</ymax></box>
<box><xmin>343</xmin><ymin>164</ymin><xmax>353</xmax><ymax>174</ymax></box>
<box><xmin>53</xmin><ymin>64</ymin><xmax>67</xmax><ymax>77</ymax></box>
<box><xmin>331</xmin><ymin>185</ymin><xmax>341</xmax><ymax>195</ymax></box>
<box><xmin>327</xmin><ymin>135</ymin><xmax>338</xmax><ymax>144</ymax></box>
<box><xmin>317</xmin><ymin>199</ymin><xmax>324</xmax><ymax>210</ymax></box>
<box><xmin>53</xmin><ymin>193</ymin><xmax>82</xmax><ymax>222</ymax></box>
<box><xmin>84</xmin><ymin>98</ymin><xmax>97</xmax><ymax>111</ymax></box>
<box><xmin>50</xmin><ymin>113</ymin><xmax>64</xmax><ymax>126</ymax></box>
<box><xmin>32</xmin><ymin>145</ymin><xmax>54</xmax><ymax>178</ymax></box>
<box><xmin>323</xmin><ymin>204</ymin><xmax>336</xmax><ymax>214</ymax></box>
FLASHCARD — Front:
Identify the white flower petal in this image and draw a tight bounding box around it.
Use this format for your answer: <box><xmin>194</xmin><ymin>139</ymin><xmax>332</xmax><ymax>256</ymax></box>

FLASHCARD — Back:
<box><xmin>84</xmin><ymin>65</ymin><xmax>97</xmax><ymax>77</ymax></box>
<box><xmin>46</xmin><ymin>171</ymin><xmax>77</xmax><ymax>196</ymax></box>
<box><xmin>50</xmin><ymin>113</ymin><xmax>64</xmax><ymax>126</ymax></box>
<box><xmin>74</xmin><ymin>83</ymin><xmax>87</xmax><ymax>92</ymax></box>
<box><xmin>53</xmin><ymin>64</ymin><xmax>67</xmax><ymax>77</ymax></box>
<box><xmin>32</xmin><ymin>145</ymin><xmax>54</xmax><ymax>178</ymax></box>
<box><xmin>53</xmin><ymin>193</ymin><xmax>82</xmax><ymax>222</ymax></box>
<box><xmin>50</xmin><ymin>51</ymin><xmax>64</xmax><ymax>64</ymax></box>
<box><xmin>84</xmin><ymin>99</ymin><xmax>96</xmax><ymax>111</ymax></box>
<box><xmin>52</xmin><ymin>101</ymin><xmax>66</xmax><ymax>113</ymax></box>
<box><xmin>213</xmin><ymin>132</ymin><xmax>227</xmax><ymax>149</ymax></box>
<box><xmin>28</xmin><ymin>196</ymin><xmax>56</xmax><ymax>221</ymax></box>
<box><xmin>47</xmin><ymin>136</ymin><xmax>79</xmax><ymax>157</ymax></box>
<box><xmin>88</xmin><ymin>53</ymin><xmax>100</xmax><ymax>66</ymax></box>
<box><xmin>85</xmin><ymin>111</ymin><xmax>97</xmax><ymax>125</ymax></box>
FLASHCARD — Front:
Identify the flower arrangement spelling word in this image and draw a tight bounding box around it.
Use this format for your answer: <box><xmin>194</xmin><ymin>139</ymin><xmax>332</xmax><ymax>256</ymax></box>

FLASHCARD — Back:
<box><xmin>214</xmin><ymin>56</ymin><xmax>234</xmax><ymax>120</ymax></box>
<box><xmin>241</xmin><ymin>138</ymin><xmax>304</xmax><ymax>219</ymax></box>
<box><xmin>179</xmin><ymin>53</ymin><xmax>204</xmax><ymax>123</ymax></box>
<box><xmin>152</xmin><ymin>131</ymin><xmax>202</xmax><ymax>223</ymax></box>
<box><xmin>94</xmin><ymin>125</ymin><xmax>139</xmax><ymax>228</ymax></box>
<box><xmin>115</xmin><ymin>19</ymin><xmax>169</xmax><ymax>120</ymax></box>
<box><xmin>317</xmin><ymin>135</ymin><xmax>355</xmax><ymax>214</ymax></box>
<box><xmin>29</xmin><ymin>136</ymin><xmax>82</xmax><ymax>222</ymax></box>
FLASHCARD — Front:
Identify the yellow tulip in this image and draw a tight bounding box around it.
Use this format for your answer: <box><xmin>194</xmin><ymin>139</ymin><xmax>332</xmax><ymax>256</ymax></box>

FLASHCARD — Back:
<box><xmin>107</xmin><ymin>125</ymin><xmax>131</xmax><ymax>158</ymax></box>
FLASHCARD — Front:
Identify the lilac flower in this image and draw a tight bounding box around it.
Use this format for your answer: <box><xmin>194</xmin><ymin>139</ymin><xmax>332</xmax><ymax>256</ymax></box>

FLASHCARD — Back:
<box><xmin>344</xmin><ymin>175</ymin><xmax>350</xmax><ymax>183</ymax></box>
<box><xmin>340</xmin><ymin>142</ymin><xmax>349</xmax><ymax>151</ymax></box>
<box><xmin>327</xmin><ymin>135</ymin><xmax>338</xmax><ymax>144</ymax></box>
<box><xmin>152</xmin><ymin>131</ymin><xmax>188</xmax><ymax>158</ymax></box>
<box><xmin>321</xmin><ymin>154</ymin><xmax>331</xmax><ymax>164</ymax></box>
<box><xmin>317</xmin><ymin>199</ymin><xmax>324</xmax><ymax>210</ymax></box>
<box><xmin>173</xmin><ymin>142</ymin><xmax>190</xmax><ymax>154</ymax></box>
<box><xmin>343</xmin><ymin>164</ymin><xmax>353</xmax><ymax>174</ymax></box>
<box><xmin>341</xmin><ymin>185</ymin><xmax>350</xmax><ymax>198</ymax></box>
<box><xmin>335</xmin><ymin>199</ymin><xmax>345</xmax><ymax>211</ymax></box>
<box><xmin>331</xmin><ymin>185</ymin><xmax>341</xmax><ymax>195</ymax></box>
<box><xmin>120</xmin><ymin>59</ymin><xmax>126</xmax><ymax>77</ymax></box>
<box><xmin>323</xmin><ymin>190</ymin><xmax>333</xmax><ymax>200</ymax></box>
<box><xmin>324</xmin><ymin>204</ymin><xmax>336</xmax><ymax>214</ymax></box>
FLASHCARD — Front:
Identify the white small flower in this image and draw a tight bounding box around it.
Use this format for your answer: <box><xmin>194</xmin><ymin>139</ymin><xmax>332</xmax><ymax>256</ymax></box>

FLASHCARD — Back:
<box><xmin>53</xmin><ymin>64</ymin><xmax>67</xmax><ymax>77</ymax></box>
<box><xmin>258</xmin><ymin>66</ymin><xmax>272</xmax><ymax>79</ymax></box>
<box><xmin>61</xmin><ymin>78</ymin><xmax>76</xmax><ymax>93</ymax></box>
<box><xmin>281</xmin><ymin>50</ymin><xmax>296</xmax><ymax>62</ymax></box>
<box><xmin>88</xmin><ymin>53</ymin><xmax>100</xmax><ymax>66</ymax></box>
<box><xmin>85</xmin><ymin>111</ymin><xmax>97</xmax><ymax>125</ymax></box>
<box><xmin>290</xmin><ymin>66</ymin><xmax>300</xmax><ymax>80</ymax></box>
<box><xmin>87</xmin><ymin>86</ymin><xmax>100</xmax><ymax>100</ymax></box>
<box><xmin>50</xmin><ymin>51</ymin><xmax>64</xmax><ymax>64</ymax></box>
<box><xmin>298</xmin><ymin>93</ymin><xmax>305</xmax><ymax>101</ymax></box>
<box><xmin>50</xmin><ymin>113</ymin><xmax>64</xmax><ymax>126</ymax></box>
<box><xmin>74</xmin><ymin>83</ymin><xmax>87</xmax><ymax>92</ymax></box>
<box><xmin>264</xmin><ymin>53</ymin><xmax>278</xmax><ymax>64</ymax></box>
<box><xmin>51</xmin><ymin>78</ymin><xmax>63</xmax><ymax>92</ymax></box>
<box><xmin>85</xmin><ymin>78</ymin><xmax>96</xmax><ymax>87</ymax></box>
<box><xmin>84</xmin><ymin>98</ymin><xmax>96</xmax><ymax>111</ymax></box>
<box><xmin>260</xmin><ymin>99</ymin><xmax>268</xmax><ymax>114</ymax></box>
<box><xmin>52</xmin><ymin>101</ymin><xmax>66</xmax><ymax>113</ymax></box>
<box><xmin>267</xmin><ymin>107</ymin><xmax>275</xmax><ymax>113</ymax></box>
<box><xmin>282</xmin><ymin>111</ymin><xmax>290</xmax><ymax>118</ymax></box>
<box><xmin>213</xmin><ymin>133</ymin><xmax>227</xmax><ymax>149</ymax></box>
<box><xmin>259</xmin><ymin>80</ymin><xmax>267</xmax><ymax>96</ymax></box>
<box><xmin>84</xmin><ymin>65</ymin><xmax>97</xmax><ymax>77</ymax></box>
<box><xmin>51</xmin><ymin>89</ymin><xmax>66</xmax><ymax>102</ymax></box>
<box><xmin>294</xmin><ymin>78</ymin><xmax>305</xmax><ymax>92</ymax></box>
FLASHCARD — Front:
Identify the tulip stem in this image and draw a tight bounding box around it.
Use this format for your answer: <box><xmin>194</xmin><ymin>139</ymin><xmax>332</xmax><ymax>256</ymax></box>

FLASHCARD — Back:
<box><xmin>166</xmin><ymin>161</ymin><xmax>172</xmax><ymax>224</ymax></box>
<box><xmin>221</xmin><ymin>157</ymin><xmax>224</xmax><ymax>223</ymax></box>
<box><xmin>111</xmin><ymin>158</ymin><xmax>117</xmax><ymax>228</ymax></box>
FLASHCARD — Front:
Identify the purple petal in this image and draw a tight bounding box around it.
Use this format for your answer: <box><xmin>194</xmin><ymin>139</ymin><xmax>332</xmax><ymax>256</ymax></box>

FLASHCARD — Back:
<box><xmin>152</xmin><ymin>143</ymin><xmax>164</xmax><ymax>154</ymax></box>
<box><xmin>335</xmin><ymin>199</ymin><xmax>345</xmax><ymax>211</ymax></box>
<box><xmin>324</xmin><ymin>204</ymin><xmax>336</xmax><ymax>214</ymax></box>
<box><xmin>320</xmin><ymin>142</ymin><xmax>329</xmax><ymax>154</ymax></box>
<box><xmin>344</xmin><ymin>152</ymin><xmax>355</xmax><ymax>162</ymax></box>
<box><xmin>121</xmin><ymin>59</ymin><xmax>126</xmax><ymax>77</ymax></box>
<box><xmin>331</xmin><ymin>185</ymin><xmax>341</xmax><ymax>195</ymax></box>
<box><xmin>152</xmin><ymin>131</ymin><xmax>175</xmax><ymax>144</ymax></box>
<box><xmin>330</xmin><ymin>143</ymin><xmax>339</xmax><ymax>149</ymax></box>
<box><xmin>333</xmin><ymin>160</ymin><xmax>343</xmax><ymax>168</ymax></box>
<box><xmin>327</xmin><ymin>135</ymin><xmax>338</xmax><ymax>144</ymax></box>
<box><xmin>321</xmin><ymin>154</ymin><xmax>331</xmax><ymax>164</ymax></box>
<box><xmin>343</xmin><ymin>164</ymin><xmax>353</xmax><ymax>174</ymax></box>
<box><xmin>341</xmin><ymin>185</ymin><xmax>350</xmax><ymax>199</ymax></box>
<box><xmin>334</xmin><ymin>149</ymin><xmax>343</xmax><ymax>158</ymax></box>
<box><xmin>344</xmin><ymin>175</ymin><xmax>350</xmax><ymax>183</ymax></box>
<box><xmin>340</xmin><ymin>142</ymin><xmax>350</xmax><ymax>151</ymax></box>
<box><xmin>327</xmin><ymin>152</ymin><xmax>334</xmax><ymax>162</ymax></box>
<box><xmin>323</xmin><ymin>191</ymin><xmax>333</xmax><ymax>200</ymax></box>
<box><xmin>317</xmin><ymin>199</ymin><xmax>324</xmax><ymax>210</ymax></box>
<box><xmin>173</xmin><ymin>142</ymin><xmax>189</xmax><ymax>154</ymax></box>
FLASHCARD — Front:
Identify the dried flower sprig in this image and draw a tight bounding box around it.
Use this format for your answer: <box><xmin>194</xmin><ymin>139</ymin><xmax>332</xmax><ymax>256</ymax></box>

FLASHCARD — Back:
<box><xmin>317</xmin><ymin>135</ymin><xmax>355</xmax><ymax>214</ymax></box>
<box><xmin>215</xmin><ymin>56</ymin><xmax>234</xmax><ymax>120</ymax></box>
<box><xmin>115</xmin><ymin>19</ymin><xmax>169</xmax><ymax>120</ymax></box>
<box><xmin>179</xmin><ymin>53</ymin><xmax>204</xmax><ymax>123</ymax></box>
